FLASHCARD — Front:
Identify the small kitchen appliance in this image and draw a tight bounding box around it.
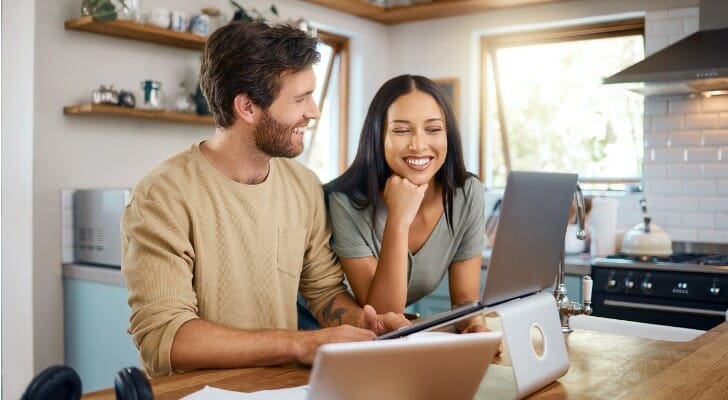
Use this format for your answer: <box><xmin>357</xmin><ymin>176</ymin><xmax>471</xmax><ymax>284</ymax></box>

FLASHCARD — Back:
<box><xmin>73</xmin><ymin>189</ymin><xmax>130</xmax><ymax>267</ymax></box>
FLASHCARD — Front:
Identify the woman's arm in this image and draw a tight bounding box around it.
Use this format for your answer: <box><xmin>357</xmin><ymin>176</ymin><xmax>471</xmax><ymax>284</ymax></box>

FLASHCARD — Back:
<box><xmin>448</xmin><ymin>255</ymin><xmax>487</xmax><ymax>333</ymax></box>
<box><xmin>339</xmin><ymin>176</ymin><xmax>427</xmax><ymax>313</ymax></box>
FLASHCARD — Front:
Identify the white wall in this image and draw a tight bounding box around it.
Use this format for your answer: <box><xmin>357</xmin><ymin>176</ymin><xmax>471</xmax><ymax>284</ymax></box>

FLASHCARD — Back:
<box><xmin>23</xmin><ymin>0</ymin><xmax>388</xmax><ymax>389</ymax></box>
<box><xmin>2</xmin><ymin>1</ymin><xmax>37</xmax><ymax>398</ymax></box>
<box><xmin>386</xmin><ymin>0</ymin><xmax>697</xmax><ymax>173</ymax></box>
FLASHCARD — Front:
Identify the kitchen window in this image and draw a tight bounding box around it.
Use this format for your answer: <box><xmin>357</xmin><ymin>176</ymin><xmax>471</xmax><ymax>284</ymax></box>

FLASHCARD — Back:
<box><xmin>297</xmin><ymin>31</ymin><xmax>349</xmax><ymax>183</ymax></box>
<box><xmin>481</xmin><ymin>19</ymin><xmax>645</xmax><ymax>189</ymax></box>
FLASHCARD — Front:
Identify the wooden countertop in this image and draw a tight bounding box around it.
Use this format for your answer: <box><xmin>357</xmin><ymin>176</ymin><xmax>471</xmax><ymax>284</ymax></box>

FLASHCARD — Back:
<box><xmin>83</xmin><ymin>321</ymin><xmax>728</xmax><ymax>400</ymax></box>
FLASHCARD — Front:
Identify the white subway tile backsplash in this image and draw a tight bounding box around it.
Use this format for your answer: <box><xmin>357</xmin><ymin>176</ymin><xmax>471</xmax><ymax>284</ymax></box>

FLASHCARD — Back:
<box><xmin>681</xmin><ymin>213</ymin><xmax>715</xmax><ymax>229</ymax></box>
<box><xmin>702</xmin><ymin>130</ymin><xmax>728</xmax><ymax>145</ymax></box>
<box><xmin>61</xmin><ymin>189</ymin><xmax>75</xmax><ymax>209</ymax></box>
<box><xmin>643</xmin><ymin>164</ymin><xmax>667</xmax><ymax>179</ymax></box>
<box><xmin>61</xmin><ymin>228</ymin><xmax>74</xmax><ymax>246</ymax></box>
<box><xmin>718</xmin><ymin>181</ymin><xmax>728</xmax><ymax>195</ymax></box>
<box><xmin>651</xmin><ymin>148</ymin><xmax>684</xmax><ymax>163</ymax></box>
<box><xmin>61</xmin><ymin>209</ymin><xmax>74</xmax><ymax>228</ymax></box>
<box><xmin>62</xmin><ymin>247</ymin><xmax>75</xmax><ymax>264</ymax></box>
<box><xmin>641</xmin><ymin>7</ymin><xmax>727</xmax><ymax>244</ymax></box>
<box><xmin>668</xmin><ymin>7</ymin><xmax>698</xmax><ymax>18</ymax></box>
<box><xmin>646</xmin><ymin>10</ymin><xmax>669</xmax><ymax>20</ymax></box>
<box><xmin>618</xmin><ymin>213</ymin><xmax>641</xmax><ymax>229</ymax></box>
<box><xmin>666</xmin><ymin>228</ymin><xmax>698</xmax><ymax>242</ymax></box>
<box><xmin>668</xmin><ymin>130</ymin><xmax>700</xmax><ymax>146</ymax></box>
<box><xmin>683</xmin><ymin>180</ymin><xmax>716</xmax><ymax>195</ymax></box>
<box><xmin>720</xmin><ymin>113</ymin><xmax>728</xmax><ymax>128</ymax></box>
<box><xmin>700</xmin><ymin>197</ymin><xmax>728</xmax><ymax>212</ymax></box>
<box><xmin>651</xmin><ymin>18</ymin><xmax>684</xmax><ymax>36</ymax></box>
<box><xmin>716</xmin><ymin>214</ymin><xmax>728</xmax><ymax>228</ymax></box>
<box><xmin>645</xmin><ymin>36</ymin><xmax>669</xmax><ymax>56</ymax></box>
<box><xmin>645</xmin><ymin>132</ymin><xmax>668</xmax><ymax>147</ymax></box>
<box><xmin>644</xmin><ymin>179</ymin><xmax>683</xmax><ymax>195</ymax></box>
<box><xmin>653</xmin><ymin>115</ymin><xmax>683</xmax><ymax>131</ymax></box>
<box><xmin>665</xmin><ymin>196</ymin><xmax>699</xmax><ymax>211</ymax></box>
<box><xmin>645</xmin><ymin>99</ymin><xmax>667</xmax><ymax>117</ymax></box>
<box><xmin>702</xmin><ymin>97</ymin><xmax>728</xmax><ymax>113</ymax></box>
<box><xmin>643</xmin><ymin>195</ymin><xmax>666</xmax><ymax>211</ymax></box>
<box><xmin>685</xmin><ymin>147</ymin><xmax>720</xmax><ymax>163</ymax></box>
<box><xmin>683</xmin><ymin>16</ymin><xmax>699</xmax><ymax>34</ymax></box>
<box><xmin>667</xmin><ymin>164</ymin><xmax>701</xmax><ymax>177</ymax></box>
<box><xmin>697</xmin><ymin>230</ymin><xmax>728</xmax><ymax>243</ymax></box>
<box><xmin>702</xmin><ymin>164</ymin><xmax>728</xmax><ymax>178</ymax></box>
<box><xmin>685</xmin><ymin>113</ymin><xmax>718</xmax><ymax>129</ymax></box>
<box><xmin>651</xmin><ymin>211</ymin><xmax>681</xmax><ymax>228</ymax></box>
<box><xmin>669</xmin><ymin>98</ymin><xmax>701</xmax><ymax>115</ymax></box>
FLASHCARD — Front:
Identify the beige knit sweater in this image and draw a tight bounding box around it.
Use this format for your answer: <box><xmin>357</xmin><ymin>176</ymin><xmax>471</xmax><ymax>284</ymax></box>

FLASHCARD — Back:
<box><xmin>121</xmin><ymin>142</ymin><xmax>347</xmax><ymax>377</ymax></box>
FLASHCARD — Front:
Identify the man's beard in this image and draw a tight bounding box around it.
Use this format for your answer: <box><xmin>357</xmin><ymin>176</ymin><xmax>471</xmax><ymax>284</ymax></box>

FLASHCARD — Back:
<box><xmin>253</xmin><ymin>109</ymin><xmax>306</xmax><ymax>158</ymax></box>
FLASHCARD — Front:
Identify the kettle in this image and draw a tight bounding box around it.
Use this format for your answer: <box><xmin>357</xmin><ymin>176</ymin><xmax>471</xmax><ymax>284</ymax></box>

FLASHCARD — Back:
<box><xmin>621</xmin><ymin>199</ymin><xmax>672</xmax><ymax>257</ymax></box>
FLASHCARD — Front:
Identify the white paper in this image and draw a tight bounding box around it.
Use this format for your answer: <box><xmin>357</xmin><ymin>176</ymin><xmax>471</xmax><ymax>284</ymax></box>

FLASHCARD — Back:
<box><xmin>181</xmin><ymin>385</ymin><xmax>309</xmax><ymax>400</ymax></box>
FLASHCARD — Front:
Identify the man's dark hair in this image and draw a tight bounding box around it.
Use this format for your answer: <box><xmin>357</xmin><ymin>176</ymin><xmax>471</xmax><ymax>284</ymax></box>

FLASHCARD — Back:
<box><xmin>200</xmin><ymin>22</ymin><xmax>320</xmax><ymax>128</ymax></box>
<box><xmin>324</xmin><ymin>74</ymin><xmax>472</xmax><ymax>232</ymax></box>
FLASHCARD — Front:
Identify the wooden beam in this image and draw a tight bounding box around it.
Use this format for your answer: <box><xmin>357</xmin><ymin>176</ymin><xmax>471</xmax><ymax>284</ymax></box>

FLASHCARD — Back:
<box><xmin>302</xmin><ymin>0</ymin><xmax>384</xmax><ymax>19</ymax></box>
<box><xmin>302</xmin><ymin>0</ymin><xmax>574</xmax><ymax>25</ymax></box>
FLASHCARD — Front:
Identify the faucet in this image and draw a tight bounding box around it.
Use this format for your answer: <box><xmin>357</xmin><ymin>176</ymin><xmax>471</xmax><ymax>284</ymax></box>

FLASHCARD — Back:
<box><xmin>554</xmin><ymin>184</ymin><xmax>593</xmax><ymax>333</ymax></box>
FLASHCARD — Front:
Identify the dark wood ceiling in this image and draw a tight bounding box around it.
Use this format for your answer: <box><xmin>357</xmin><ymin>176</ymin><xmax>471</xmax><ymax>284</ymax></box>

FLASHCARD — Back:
<box><xmin>301</xmin><ymin>0</ymin><xmax>575</xmax><ymax>24</ymax></box>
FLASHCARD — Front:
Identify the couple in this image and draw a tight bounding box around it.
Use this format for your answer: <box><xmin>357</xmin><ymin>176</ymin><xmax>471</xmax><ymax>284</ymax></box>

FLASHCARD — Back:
<box><xmin>121</xmin><ymin>21</ymin><xmax>488</xmax><ymax>378</ymax></box>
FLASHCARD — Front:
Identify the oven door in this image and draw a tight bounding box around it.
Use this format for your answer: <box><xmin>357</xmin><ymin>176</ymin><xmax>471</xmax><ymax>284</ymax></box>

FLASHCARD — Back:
<box><xmin>591</xmin><ymin>292</ymin><xmax>726</xmax><ymax>330</ymax></box>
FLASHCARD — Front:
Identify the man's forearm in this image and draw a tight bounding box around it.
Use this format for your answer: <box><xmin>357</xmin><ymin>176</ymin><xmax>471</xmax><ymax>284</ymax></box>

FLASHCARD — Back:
<box><xmin>316</xmin><ymin>292</ymin><xmax>364</xmax><ymax>328</ymax></box>
<box><xmin>170</xmin><ymin>319</ymin><xmax>303</xmax><ymax>372</ymax></box>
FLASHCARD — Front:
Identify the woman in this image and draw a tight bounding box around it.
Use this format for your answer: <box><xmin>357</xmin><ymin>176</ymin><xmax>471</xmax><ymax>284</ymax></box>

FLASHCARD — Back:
<box><xmin>325</xmin><ymin>74</ymin><xmax>486</xmax><ymax>333</ymax></box>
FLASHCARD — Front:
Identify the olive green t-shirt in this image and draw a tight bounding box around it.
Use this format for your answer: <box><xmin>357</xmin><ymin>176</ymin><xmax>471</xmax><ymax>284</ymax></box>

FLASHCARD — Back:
<box><xmin>328</xmin><ymin>176</ymin><xmax>485</xmax><ymax>306</ymax></box>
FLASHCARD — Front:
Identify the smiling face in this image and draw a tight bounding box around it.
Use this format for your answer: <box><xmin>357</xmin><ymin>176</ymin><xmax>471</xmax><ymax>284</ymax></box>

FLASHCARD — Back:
<box><xmin>254</xmin><ymin>67</ymin><xmax>320</xmax><ymax>158</ymax></box>
<box><xmin>383</xmin><ymin>90</ymin><xmax>448</xmax><ymax>186</ymax></box>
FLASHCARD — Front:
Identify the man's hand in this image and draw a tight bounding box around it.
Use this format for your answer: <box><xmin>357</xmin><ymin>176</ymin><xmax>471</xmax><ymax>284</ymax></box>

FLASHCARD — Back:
<box><xmin>296</xmin><ymin>325</ymin><xmax>376</xmax><ymax>365</ymax></box>
<box><xmin>357</xmin><ymin>304</ymin><xmax>411</xmax><ymax>335</ymax></box>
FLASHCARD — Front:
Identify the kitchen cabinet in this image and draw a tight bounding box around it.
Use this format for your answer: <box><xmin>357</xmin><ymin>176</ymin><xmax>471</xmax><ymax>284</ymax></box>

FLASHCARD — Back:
<box><xmin>63</xmin><ymin>267</ymin><xmax>139</xmax><ymax>392</ymax></box>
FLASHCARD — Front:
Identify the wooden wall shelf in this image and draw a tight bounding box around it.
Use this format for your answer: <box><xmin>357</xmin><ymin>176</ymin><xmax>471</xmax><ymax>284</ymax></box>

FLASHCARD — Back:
<box><xmin>64</xmin><ymin>16</ymin><xmax>206</xmax><ymax>50</ymax></box>
<box><xmin>64</xmin><ymin>103</ymin><xmax>214</xmax><ymax>126</ymax></box>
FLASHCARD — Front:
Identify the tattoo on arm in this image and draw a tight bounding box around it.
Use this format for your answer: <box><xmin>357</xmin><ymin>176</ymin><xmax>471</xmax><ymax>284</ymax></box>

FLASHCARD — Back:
<box><xmin>320</xmin><ymin>297</ymin><xmax>348</xmax><ymax>326</ymax></box>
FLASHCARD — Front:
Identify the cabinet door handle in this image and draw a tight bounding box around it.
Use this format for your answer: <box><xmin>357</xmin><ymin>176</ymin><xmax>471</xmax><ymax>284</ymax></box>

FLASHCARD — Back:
<box><xmin>603</xmin><ymin>299</ymin><xmax>726</xmax><ymax>318</ymax></box>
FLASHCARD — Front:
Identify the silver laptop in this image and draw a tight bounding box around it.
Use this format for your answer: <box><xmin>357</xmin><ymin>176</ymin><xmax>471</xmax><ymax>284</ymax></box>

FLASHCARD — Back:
<box><xmin>307</xmin><ymin>331</ymin><xmax>502</xmax><ymax>400</ymax></box>
<box><xmin>377</xmin><ymin>171</ymin><xmax>578</xmax><ymax>339</ymax></box>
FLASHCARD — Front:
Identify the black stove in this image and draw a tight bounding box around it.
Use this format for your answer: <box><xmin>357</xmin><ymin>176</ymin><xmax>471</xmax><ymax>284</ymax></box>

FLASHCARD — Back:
<box><xmin>591</xmin><ymin>244</ymin><xmax>728</xmax><ymax>331</ymax></box>
<box><xmin>605</xmin><ymin>253</ymin><xmax>728</xmax><ymax>267</ymax></box>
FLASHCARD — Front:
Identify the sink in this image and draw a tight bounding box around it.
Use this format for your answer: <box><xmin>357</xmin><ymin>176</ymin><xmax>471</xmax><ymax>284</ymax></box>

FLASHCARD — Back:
<box><xmin>569</xmin><ymin>315</ymin><xmax>705</xmax><ymax>342</ymax></box>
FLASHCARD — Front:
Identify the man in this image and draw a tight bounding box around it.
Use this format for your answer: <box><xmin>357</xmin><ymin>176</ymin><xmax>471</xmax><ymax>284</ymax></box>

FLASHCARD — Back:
<box><xmin>121</xmin><ymin>22</ymin><xmax>408</xmax><ymax>378</ymax></box>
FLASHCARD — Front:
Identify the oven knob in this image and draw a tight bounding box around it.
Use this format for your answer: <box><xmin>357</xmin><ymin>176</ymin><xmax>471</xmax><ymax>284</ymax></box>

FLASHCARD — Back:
<box><xmin>624</xmin><ymin>278</ymin><xmax>635</xmax><ymax>290</ymax></box>
<box><xmin>607</xmin><ymin>277</ymin><xmax>617</xmax><ymax>288</ymax></box>
<box><xmin>710</xmin><ymin>285</ymin><xmax>721</xmax><ymax>296</ymax></box>
<box><xmin>641</xmin><ymin>280</ymin><xmax>653</xmax><ymax>292</ymax></box>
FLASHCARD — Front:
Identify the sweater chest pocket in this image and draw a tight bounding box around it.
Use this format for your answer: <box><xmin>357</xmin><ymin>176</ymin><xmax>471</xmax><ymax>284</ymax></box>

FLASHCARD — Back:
<box><xmin>276</xmin><ymin>226</ymin><xmax>308</xmax><ymax>278</ymax></box>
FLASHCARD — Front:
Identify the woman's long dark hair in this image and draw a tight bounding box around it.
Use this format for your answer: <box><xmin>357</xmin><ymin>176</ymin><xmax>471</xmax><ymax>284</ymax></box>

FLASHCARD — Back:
<box><xmin>324</xmin><ymin>74</ymin><xmax>470</xmax><ymax>230</ymax></box>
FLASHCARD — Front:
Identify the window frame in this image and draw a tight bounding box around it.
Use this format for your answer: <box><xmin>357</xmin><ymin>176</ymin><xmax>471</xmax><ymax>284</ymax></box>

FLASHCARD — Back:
<box><xmin>306</xmin><ymin>30</ymin><xmax>350</xmax><ymax>174</ymax></box>
<box><xmin>479</xmin><ymin>18</ymin><xmax>645</xmax><ymax>186</ymax></box>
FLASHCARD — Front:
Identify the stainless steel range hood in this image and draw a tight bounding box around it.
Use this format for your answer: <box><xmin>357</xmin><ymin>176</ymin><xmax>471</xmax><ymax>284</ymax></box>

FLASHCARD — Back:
<box><xmin>604</xmin><ymin>0</ymin><xmax>728</xmax><ymax>96</ymax></box>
